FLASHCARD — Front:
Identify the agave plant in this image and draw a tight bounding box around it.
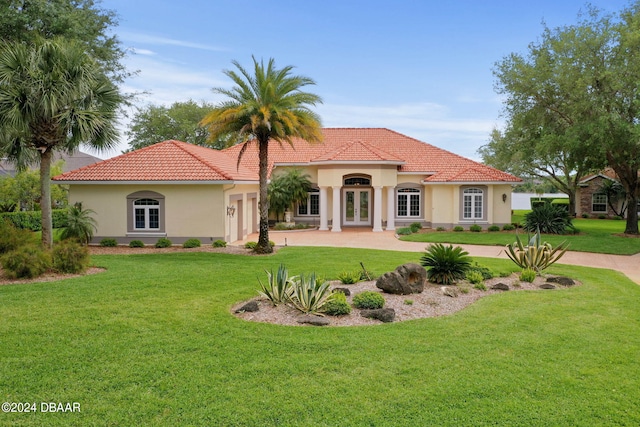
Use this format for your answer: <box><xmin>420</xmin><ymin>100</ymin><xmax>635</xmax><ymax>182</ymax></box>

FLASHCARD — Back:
<box><xmin>420</xmin><ymin>243</ymin><xmax>471</xmax><ymax>285</ymax></box>
<box><xmin>504</xmin><ymin>230</ymin><xmax>569</xmax><ymax>274</ymax></box>
<box><xmin>289</xmin><ymin>273</ymin><xmax>334</xmax><ymax>315</ymax></box>
<box><xmin>258</xmin><ymin>264</ymin><xmax>295</xmax><ymax>305</ymax></box>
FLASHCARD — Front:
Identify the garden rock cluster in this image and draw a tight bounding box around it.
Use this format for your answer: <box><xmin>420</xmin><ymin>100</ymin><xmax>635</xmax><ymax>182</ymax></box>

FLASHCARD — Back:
<box><xmin>376</xmin><ymin>263</ymin><xmax>426</xmax><ymax>295</ymax></box>
<box><xmin>360</xmin><ymin>308</ymin><xmax>395</xmax><ymax>323</ymax></box>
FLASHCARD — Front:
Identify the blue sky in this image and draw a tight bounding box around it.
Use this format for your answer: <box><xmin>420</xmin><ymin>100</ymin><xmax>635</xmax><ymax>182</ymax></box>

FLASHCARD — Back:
<box><xmin>100</xmin><ymin>0</ymin><xmax>631</xmax><ymax>160</ymax></box>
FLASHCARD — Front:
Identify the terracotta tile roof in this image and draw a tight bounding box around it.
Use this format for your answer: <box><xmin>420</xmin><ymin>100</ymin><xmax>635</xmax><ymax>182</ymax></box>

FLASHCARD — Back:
<box><xmin>53</xmin><ymin>140</ymin><xmax>258</xmax><ymax>182</ymax></box>
<box><xmin>223</xmin><ymin>128</ymin><xmax>520</xmax><ymax>183</ymax></box>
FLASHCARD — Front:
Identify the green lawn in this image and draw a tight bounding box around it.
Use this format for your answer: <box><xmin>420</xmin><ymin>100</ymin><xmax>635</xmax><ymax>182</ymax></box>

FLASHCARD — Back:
<box><xmin>401</xmin><ymin>216</ymin><xmax>640</xmax><ymax>255</ymax></box>
<box><xmin>1</xmin><ymin>247</ymin><xmax>639</xmax><ymax>426</ymax></box>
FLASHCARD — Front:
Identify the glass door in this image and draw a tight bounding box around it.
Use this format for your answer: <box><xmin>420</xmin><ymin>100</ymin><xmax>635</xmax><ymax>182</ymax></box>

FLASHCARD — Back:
<box><xmin>343</xmin><ymin>189</ymin><xmax>371</xmax><ymax>226</ymax></box>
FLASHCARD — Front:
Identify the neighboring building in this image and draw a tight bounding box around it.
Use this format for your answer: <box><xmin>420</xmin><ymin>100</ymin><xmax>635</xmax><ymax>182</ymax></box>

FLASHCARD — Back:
<box><xmin>53</xmin><ymin>128</ymin><xmax>521</xmax><ymax>244</ymax></box>
<box><xmin>0</xmin><ymin>151</ymin><xmax>102</xmax><ymax>177</ymax></box>
<box><xmin>577</xmin><ymin>169</ymin><xmax>639</xmax><ymax>218</ymax></box>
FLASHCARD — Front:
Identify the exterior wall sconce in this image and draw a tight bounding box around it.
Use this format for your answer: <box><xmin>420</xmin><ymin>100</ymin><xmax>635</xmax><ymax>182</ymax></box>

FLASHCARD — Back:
<box><xmin>226</xmin><ymin>205</ymin><xmax>236</xmax><ymax>217</ymax></box>
<box><xmin>502</xmin><ymin>193</ymin><xmax>507</xmax><ymax>203</ymax></box>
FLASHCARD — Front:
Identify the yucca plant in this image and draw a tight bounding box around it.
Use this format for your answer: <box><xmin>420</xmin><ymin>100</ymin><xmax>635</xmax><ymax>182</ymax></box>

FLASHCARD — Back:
<box><xmin>258</xmin><ymin>264</ymin><xmax>295</xmax><ymax>306</ymax></box>
<box><xmin>505</xmin><ymin>230</ymin><xmax>569</xmax><ymax>274</ymax></box>
<box><xmin>420</xmin><ymin>243</ymin><xmax>471</xmax><ymax>285</ymax></box>
<box><xmin>289</xmin><ymin>273</ymin><xmax>334</xmax><ymax>315</ymax></box>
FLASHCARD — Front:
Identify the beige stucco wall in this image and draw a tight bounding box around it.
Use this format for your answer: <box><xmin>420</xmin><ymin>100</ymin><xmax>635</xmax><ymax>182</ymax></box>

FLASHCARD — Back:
<box><xmin>316</xmin><ymin>165</ymin><xmax>398</xmax><ymax>188</ymax></box>
<box><xmin>68</xmin><ymin>183</ymin><xmax>259</xmax><ymax>244</ymax></box>
<box><xmin>491</xmin><ymin>184</ymin><xmax>513</xmax><ymax>224</ymax></box>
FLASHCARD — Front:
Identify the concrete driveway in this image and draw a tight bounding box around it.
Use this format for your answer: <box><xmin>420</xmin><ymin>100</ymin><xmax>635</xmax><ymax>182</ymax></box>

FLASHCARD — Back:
<box><xmin>237</xmin><ymin>229</ymin><xmax>640</xmax><ymax>284</ymax></box>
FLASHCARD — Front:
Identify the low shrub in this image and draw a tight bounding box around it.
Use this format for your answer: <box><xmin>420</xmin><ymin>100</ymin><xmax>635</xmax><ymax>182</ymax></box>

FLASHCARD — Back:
<box><xmin>52</xmin><ymin>240</ymin><xmax>90</xmax><ymax>274</ymax></box>
<box><xmin>1</xmin><ymin>245</ymin><xmax>51</xmax><ymax>279</ymax></box>
<box><xmin>420</xmin><ymin>243</ymin><xmax>471</xmax><ymax>285</ymax></box>
<box><xmin>598</xmin><ymin>214</ymin><xmax>606</xmax><ymax>219</ymax></box>
<box><xmin>337</xmin><ymin>270</ymin><xmax>361</xmax><ymax>284</ymax></box>
<box><xmin>0</xmin><ymin>219</ymin><xmax>36</xmax><ymax>254</ymax></box>
<box><xmin>213</xmin><ymin>240</ymin><xmax>227</xmax><ymax>248</ymax></box>
<box><xmin>155</xmin><ymin>237</ymin><xmax>172</xmax><ymax>248</ymax></box>
<box><xmin>323</xmin><ymin>292</ymin><xmax>351</xmax><ymax>316</ymax></box>
<box><xmin>404</xmin><ymin>299</ymin><xmax>414</xmax><ymax>305</ymax></box>
<box><xmin>353</xmin><ymin>291</ymin><xmax>385</xmax><ymax>309</ymax></box>
<box><xmin>129</xmin><ymin>240</ymin><xmax>145</xmax><ymax>248</ymax></box>
<box><xmin>468</xmin><ymin>263</ymin><xmax>494</xmax><ymax>280</ymax></box>
<box><xmin>453</xmin><ymin>226</ymin><xmax>464</xmax><ymax>232</ymax></box>
<box><xmin>613</xmin><ymin>215</ymin><xmax>623</xmax><ymax>220</ymax></box>
<box><xmin>436</xmin><ymin>227</ymin><xmax>446</xmax><ymax>231</ymax></box>
<box><xmin>473</xmin><ymin>282</ymin><xmax>487</xmax><ymax>291</ymax></box>
<box><xmin>396</xmin><ymin>227</ymin><xmax>413</xmax><ymax>235</ymax></box>
<box><xmin>465</xmin><ymin>270</ymin><xmax>485</xmax><ymax>285</ymax></box>
<box><xmin>520</xmin><ymin>268</ymin><xmax>537</xmax><ymax>283</ymax></box>
<box><xmin>488</xmin><ymin>225</ymin><xmax>501</xmax><ymax>232</ymax></box>
<box><xmin>410</xmin><ymin>222</ymin><xmax>422</xmax><ymax>233</ymax></box>
<box><xmin>469</xmin><ymin>224</ymin><xmax>482</xmax><ymax>232</ymax></box>
<box><xmin>581</xmin><ymin>213</ymin><xmax>589</xmax><ymax>218</ymax></box>
<box><xmin>100</xmin><ymin>238</ymin><xmax>117</xmax><ymax>247</ymax></box>
<box><xmin>269</xmin><ymin>240</ymin><xmax>276</xmax><ymax>248</ymax></box>
<box><xmin>502</xmin><ymin>224</ymin><xmax>516</xmax><ymax>231</ymax></box>
<box><xmin>244</xmin><ymin>241</ymin><xmax>258</xmax><ymax>250</ymax></box>
<box><xmin>359</xmin><ymin>268</ymin><xmax>377</xmax><ymax>281</ymax></box>
<box><xmin>183</xmin><ymin>238</ymin><xmax>201</xmax><ymax>248</ymax></box>
<box><xmin>0</xmin><ymin>209</ymin><xmax>68</xmax><ymax>231</ymax></box>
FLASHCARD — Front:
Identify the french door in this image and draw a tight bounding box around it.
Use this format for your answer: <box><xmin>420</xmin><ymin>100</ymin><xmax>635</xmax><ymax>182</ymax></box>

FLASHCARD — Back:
<box><xmin>343</xmin><ymin>189</ymin><xmax>371</xmax><ymax>226</ymax></box>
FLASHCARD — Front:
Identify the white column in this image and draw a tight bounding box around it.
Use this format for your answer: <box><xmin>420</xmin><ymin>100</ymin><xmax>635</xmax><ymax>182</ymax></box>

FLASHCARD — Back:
<box><xmin>386</xmin><ymin>186</ymin><xmax>396</xmax><ymax>231</ymax></box>
<box><xmin>331</xmin><ymin>186</ymin><xmax>342</xmax><ymax>232</ymax></box>
<box><xmin>319</xmin><ymin>186</ymin><xmax>329</xmax><ymax>231</ymax></box>
<box><xmin>373</xmin><ymin>186</ymin><xmax>383</xmax><ymax>232</ymax></box>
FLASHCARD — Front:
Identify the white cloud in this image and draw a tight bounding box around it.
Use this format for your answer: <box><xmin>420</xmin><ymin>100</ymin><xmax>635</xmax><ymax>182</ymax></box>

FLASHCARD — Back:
<box><xmin>119</xmin><ymin>31</ymin><xmax>228</xmax><ymax>52</ymax></box>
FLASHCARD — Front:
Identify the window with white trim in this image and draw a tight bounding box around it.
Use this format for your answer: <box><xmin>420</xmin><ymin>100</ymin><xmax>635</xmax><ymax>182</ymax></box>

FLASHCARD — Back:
<box><xmin>397</xmin><ymin>188</ymin><xmax>421</xmax><ymax>217</ymax></box>
<box><xmin>463</xmin><ymin>188</ymin><xmax>484</xmax><ymax>220</ymax></box>
<box><xmin>297</xmin><ymin>189</ymin><xmax>320</xmax><ymax>216</ymax></box>
<box><xmin>134</xmin><ymin>198</ymin><xmax>160</xmax><ymax>230</ymax></box>
<box><xmin>592</xmin><ymin>194</ymin><xmax>607</xmax><ymax>213</ymax></box>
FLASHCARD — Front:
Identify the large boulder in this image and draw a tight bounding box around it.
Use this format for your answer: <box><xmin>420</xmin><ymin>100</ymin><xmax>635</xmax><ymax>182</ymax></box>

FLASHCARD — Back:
<box><xmin>375</xmin><ymin>263</ymin><xmax>426</xmax><ymax>295</ymax></box>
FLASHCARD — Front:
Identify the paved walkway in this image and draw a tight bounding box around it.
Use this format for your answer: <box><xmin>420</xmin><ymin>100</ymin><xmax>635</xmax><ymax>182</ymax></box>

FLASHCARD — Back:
<box><xmin>237</xmin><ymin>229</ymin><xmax>640</xmax><ymax>284</ymax></box>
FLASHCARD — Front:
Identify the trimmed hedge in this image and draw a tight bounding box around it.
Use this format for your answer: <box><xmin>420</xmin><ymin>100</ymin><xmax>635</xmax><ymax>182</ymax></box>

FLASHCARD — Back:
<box><xmin>0</xmin><ymin>209</ymin><xmax>68</xmax><ymax>231</ymax></box>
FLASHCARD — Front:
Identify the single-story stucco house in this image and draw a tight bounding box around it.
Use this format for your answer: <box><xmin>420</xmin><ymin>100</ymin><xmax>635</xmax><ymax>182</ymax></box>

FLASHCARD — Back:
<box><xmin>53</xmin><ymin>128</ymin><xmax>521</xmax><ymax>244</ymax></box>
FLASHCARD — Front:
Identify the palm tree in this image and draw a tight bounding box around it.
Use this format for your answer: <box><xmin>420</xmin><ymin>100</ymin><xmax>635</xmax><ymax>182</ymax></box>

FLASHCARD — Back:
<box><xmin>60</xmin><ymin>203</ymin><xmax>98</xmax><ymax>245</ymax></box>
<box><xmin>201</xmin><ymin>57</ymin><xmax>322</xmax><ymax>253</ymax></box>
<box><xmin>0</xmin><ymin>38</ymin><xmax>121</xmax><ymax>248</ymax></box>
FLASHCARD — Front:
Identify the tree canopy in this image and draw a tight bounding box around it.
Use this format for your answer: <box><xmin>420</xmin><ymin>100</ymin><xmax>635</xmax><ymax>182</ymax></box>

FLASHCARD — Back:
<box><xmin>125</xmin><ymin>100</ymin><xmax>231</xmax><ymax>152</ymax></box>
<box><xmin>485</xmin><ymin>3</ymin><xmax>640</xmax><ymax>234</ymax></box>
<box><xmin>201</xmin><ymin>57</ymin><xmax>323</xmax><ymax>253</ymax></box>
<box><xmin>0</xmin><ymin>0</ymin><xmax>127</xmax><ymax>82</ymax></box>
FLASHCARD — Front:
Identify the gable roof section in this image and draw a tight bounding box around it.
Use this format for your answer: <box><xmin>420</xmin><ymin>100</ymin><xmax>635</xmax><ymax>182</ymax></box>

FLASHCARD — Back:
<box><xmin>53</xmin><ymin>140</ymin><xmax>258</xmax><ymax>182</ymax></box>
<box><xmin>223</xmin><ymin>128</ymin><xmax>520</xmax><ymax>183</ymax></box>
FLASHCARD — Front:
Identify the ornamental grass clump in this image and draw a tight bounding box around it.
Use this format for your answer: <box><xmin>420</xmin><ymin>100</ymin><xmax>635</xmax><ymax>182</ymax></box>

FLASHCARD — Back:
<box><xmin>337</xmin><ymin>270</ymin><xmax>361</xmax><ymax>284</ymax></box>
<box><xmin>52</xmin><ymin>240</ymin><xmax>90</xmax><ymax>274</ymax></box>
<box><xmin>505</xmin><ymin>230</ymin><xmax>568</xmax><ymax>274</ymax></box>
<box><xmin>420</xmin><ymin>243</ymin><xmax>471</xmax><ymax>285</ymax></box>
<box><xmin>1</xmin><ymin>245</ymin><xmax>51</xmax><ymax>279</ymax></box>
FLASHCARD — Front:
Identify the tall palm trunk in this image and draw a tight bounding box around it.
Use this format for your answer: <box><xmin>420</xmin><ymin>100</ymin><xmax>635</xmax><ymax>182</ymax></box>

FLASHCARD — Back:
<box><xmin>256</xmin><ymin>138</ymin><xmax>272</xmax><ymax>253</ymax></box>
<box><xmin>40</xmin><ymin>149</ymin><xmax>53</xmax><ymax>248</ymax></box>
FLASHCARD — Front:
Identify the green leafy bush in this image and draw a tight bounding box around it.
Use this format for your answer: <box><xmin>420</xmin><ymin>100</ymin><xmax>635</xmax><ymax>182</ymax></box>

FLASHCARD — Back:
<box><xmin>488</xmin><ymin>225</ymin><xmax>501</xmax><ymax>232</ymax></box>
<box><xmin>353</xmin><ymin>291</ymin><xmax>385</xmax><ymax>309</ymax></box>
<box><xmin>468</xmin><ymin>263</ymin><xmax>493</xmax><ymax>280</ymax></box>
<box><xmin>59</xmin><ymin>203</ymin><xmax>97</xmax><ymax>245</ymax></box>
<box><xmin>337</xmin><ymin>270</ymin><xmax>361</xmax><ymax>284</ymax></box>
<box><xmin>581</xmin><ymin>213</ymin><xmax>589</xmax><ymax>218</ymax></box>
<box><xmin>469</xmin><ymin>224</ymin><xmax>482</xmax><ymax>232</ymax></box>
<box><xmin>183</xmin><ymin>238</ymin><xmax>201</xmax><ymax>248</ymax></box>
<box><xmin>473</xmin><ymin>282</ymin><xmax>487</xmax><ymax>291</ymax></box>
<box><xmin>420</xmin><ymin>243</ymin><xmax>471</xmax><ymax>285</ymax></box>
<box><xmin>213</xmin><ymin>240</ymin><xmax>227</xmax><ymax>247</ymax></box>
<box><xmin>155</xmin><ymin>237</ymin><xmax>172</xmax><ymax>248</ymax></box>
<box><xmin>258</xmin><ymin>264</ymin><xmax>295</xmax><ymax>306</ymax></box>
<box><xmin>244</xmin><ymin>241</ymin><xmax>258</xmax><ymax>249</ymax></box>
<box><xmin>502</xmin><ymin>224</ymin><xmax>516</xmax><ymax>231</ymax></box>
<box><xmin>323</xmin><ymin>292</ymin><xmax>351</xmax><ymax>316</ymax></box>
<box><xmin>1</xmin><ymin>245</ymin><xmax>51</xmax><ymax>279</ymax></box>
<box><xmin>100</xmin><ymin>238</ymin><xmax>117</xmax><ymax>247</ymax></box>
<box><xmin>523</xmin><ymin>203</ymin><xmax>574</xmax><ymax>234</ymax></box>
<box><xmin>289</xmin><ymin>273</ymin><xmax>333</xmax><ymax>315</ymax></box>
<box><xmin>396</xmin><ymin>227</ymin><xmax>413</xmax><ymax>235</ymax></box>
<box><xmin>52</xmin><ymin>240</ymin><xmax>90</xmax><ymax>274</ymax></box>
<box><xmin>520</xmin><ymin>268</ymin><xmax>537</xmax><ymax>283</ymax></box>
<box><xmin>505</xmin><ymin>231</ymin><xmax>568</xmax><ymax>273</ymax></box>
<box><xmin>0</xmin><ymin>219</ymin><xmax>36</xmax><ymax>254</ymax></box>
<box><xmin>436</xmin><ymin>227</ymin><xmax>446</xmax><ymax>231</ymax></box>
<box><xmin>410</xmin><ymin>222</ymin><xmax>422</xmax><ymax>233</ymax></box>
<box><xmin>453</xmin><ymin>226</ymin><xmax>464</xmax><ymax>232</ymax></box>
<box><xmin>465</xmin><ymin>270</ymin><xmax>485</xmax><ymax>285</ymax></box>
<box><xmin>0</xmin><ymin>209</ymin><xmax>68</xmax><ymax>231</ymax></box>
<box><xmin>129</xmin><ymin>240</ymin><xmax>145</xmax><ymax>248</ymax></box>
<box><xmin>598</xmin><ymin>214</ymin><xmax>606</xmax><ymax>219</ymax></box>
